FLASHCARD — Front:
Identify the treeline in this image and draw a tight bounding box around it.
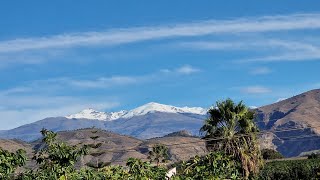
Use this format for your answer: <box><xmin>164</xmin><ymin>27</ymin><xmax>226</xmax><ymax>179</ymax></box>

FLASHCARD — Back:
<box><xmin>259</xmin><ymin>159</ymin><xmax>320</xmax><ymax>179</ymax></box>
<box><xmin>1</xmin><ymin>99</ymin><xmax>320</xmax><ymax>179</ymax></box>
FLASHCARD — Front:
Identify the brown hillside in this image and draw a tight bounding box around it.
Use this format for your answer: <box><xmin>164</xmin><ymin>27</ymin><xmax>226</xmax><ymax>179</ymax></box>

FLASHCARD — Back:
<box><xmin>56</xmin><ymin>128</ymin><xmax>207</xmax><ymax>166</ymax></box>
<box><xmin>256</xmin><ymin>89</ymin><xmax>320</xmax><ymax>157</ymax></box>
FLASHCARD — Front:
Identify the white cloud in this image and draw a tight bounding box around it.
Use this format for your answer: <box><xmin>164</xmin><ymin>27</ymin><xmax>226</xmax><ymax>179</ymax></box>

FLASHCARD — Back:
<box><xmin>176</xmin><ymin>65</ymin><xmax>200</xmax><ymax>75</ymax></box>
<box><xmin>178</xmin><ymin>41</ymin><xmax>248</xmax><ymax>50</ymax></box>
<box><xmin>1</xmin><ymin>13</ymin><xmax>320</xmax><ymax>54</ymax></box>
<box><xmin>69</xmin><ymin>76</ymin><xmax>140</xmax><ymax>88</ymax></box>
<box><xmin>0</xmin><ymin>95</ymin><xmax>120</xmax><ymax>130</ymax></box>
<box><xmin>240</xmin><ymin>40</ymin><xmax>320</xmax><ymax>62</ymax></box>
<box><xmin>241</xmin><ymin>86</ymin><xmax>272</xmax><ymax>94</ymax></box>
<box><xmin>245</xmin><ymin>51</ymin><xmax>320</xmax><ymax>62</ymax></box>
<box><xmin>250</xmin><ymin>67</ymin><xmax>272</xmax><ymax>75</ymax></box>
<box><xmin>159</xmin><ymin>69</ymin><xmax>171</xmax><ymax>73</ymax></box>
<box><xmin>178</xmin><ymin>39</ymin><xmax>320</xmax><ymax>63</ymax></box>
<box><xmin>61</xmin><ymin>65</ymin><xmax>200</xmax><ymax>89</ymax></box>
<box><xmin>178</xmin><ymin>39</ymin><xmax>300</xmax><ymax>51</ymax></box>
<box><xmin>161</xmin><ymin>65</ymin><xmax>201</xmax><ymax>75</ymax></box>
<box><xmin>1</xmin><ymin>65</ymin><xmax>202</xmax><ymax>95</ymax></box>
<box><xmin>276</xmin><ymin>97</ymin><xmax>287</xmax><ymax>102</ymax></box>
<box><xmin>249</xmin><ymin>106</ymin><xmax>258</xmax><ymax>109</ymax></box>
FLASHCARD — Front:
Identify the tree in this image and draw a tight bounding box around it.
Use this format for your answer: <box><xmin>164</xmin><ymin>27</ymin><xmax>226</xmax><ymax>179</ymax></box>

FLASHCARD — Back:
<box><xmin>126</xmin><ymin>158</ymin><xmax>167</xmax><ymax>180</ymax></box>
<box><xmin>308</xmin><ymin>153</ymin><xmax>320</xmax><ymax>159</ymax></box>
<box><xmin>200</xmin><ymin>99</ymin><xmax>263</xmax><ymax>178</ymax></box>
<box><xmin>261</xmin><ymin>149</ymin><xmax>284</xmax><ymax>160</ymax></box>
<box><xmin>20</xmin><ymin>129</ymin><xmax>89</xmax><ymax>179</ymax></box>
<box><xmin>86</xmin><ymin>129</ymin><xmax>109</xmax><ymax>169</ymax></box>
<box><xmin>0</xmin><ymin>148</ymin><xmax>26</xmax><ymax>179</ymax></box>
<box><xmin>173</xmin><ymin>152</ymin><xmax>240</xmax><ymax>179</ymax></box>
<box><xmin>148</xmin><ymin>144</ymin><xmax>169</xmax><ymax>166</ymax></box>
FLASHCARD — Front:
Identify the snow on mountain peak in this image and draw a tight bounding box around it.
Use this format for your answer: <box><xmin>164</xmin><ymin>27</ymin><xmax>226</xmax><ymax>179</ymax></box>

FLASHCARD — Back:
<box><xmin>65</xmin><ymin>102</ymin><xmax>207</xmax><ymax>121</ymax></box>
<box><xmin>65</xmin><ymin>108</ymin><xmax>127</xmax><ymax>121</ymax></box>
<box><xmin>121</xmin><ymin>102</ymin><xmax>207</xmax><ymax>119</ymax></box>
<box><xmin>66</xmin><ymin>108</ymin><xmax>108</xmax><ymax>120</ymax></box>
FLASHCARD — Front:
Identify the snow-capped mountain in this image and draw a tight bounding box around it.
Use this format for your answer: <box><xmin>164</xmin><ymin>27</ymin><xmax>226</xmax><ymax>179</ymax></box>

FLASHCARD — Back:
<box><xmin>65</xmin><ymin>108</ymin><xmax>127</xmax><ymax>121</ymax></box>
<box><xmin>65</xmin><ymin>102</ymin><xmax>207</xmax><ymax>121</ymax></box>
<box><xmin>121</xmin><ymin>102</ymin><xmax>207</xmax><ymax>118</ymax></box>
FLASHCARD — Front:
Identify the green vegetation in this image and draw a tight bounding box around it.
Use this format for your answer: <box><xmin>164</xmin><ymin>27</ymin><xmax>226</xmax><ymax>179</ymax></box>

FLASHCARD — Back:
<box><xmin>308</xmin><ymin>153</ymin><xmax>320</xmax><ymax>159</ymax></box>
<box><xmin>0</xmin><ymin>148</ymin><xmax>26</xmax><ymax>179</ymax></box>
<box><xmin>13</xmin><ymin>129</ymin><xmax>168</xmax><ymax>180</ymax></box>
<box><xmin>86</xmin><ymin>130</ymin><xmax>109</xmax><ymax>169</ymax></box>
<box><xmin>173</xmin><ymin>151</ymin><xmax>240</xmax><ymax>179</ymax></box>
<box><xmin>261</xmin><ymin>149</ymin><xmax>284</xmax><ymax>160</ymax></box>
<box><xmin>18</xmin><ymin>128</ymin><xmax>89</xmax><ymax>179</ymax></box>
<box><xmin>126</xmin><ymin>157</ymin><xmax>167</xmax><ymax>180</ymax></box>
<box><xmin>258</xmin><ymin>159</ymin><xmax>320</xmax><ymax>180</ymax></box>
<box><xmin>148</xmin><ymin>144</ymin><xmax>169</xmax><ymax>166</ymax></box>
<box><xmin>200</xmin><ymin>99</ymin><xmax>263</xmax><ymax>178</ymax></box>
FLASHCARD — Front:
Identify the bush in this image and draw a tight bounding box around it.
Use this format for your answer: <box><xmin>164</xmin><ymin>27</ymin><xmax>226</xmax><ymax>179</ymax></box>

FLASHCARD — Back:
<box><xmin>261</xmin><ymin>149</ymin><xmax>284</xmax><ymax>160</ymax></box>
<box><xmin>173</xmin><ymin>152</ymin><xmax>240</xmax><ymax>179</ymax></box>
<box><xmin>308</xmin><ymin>153</ymin><xmax>320</xmax><ymax>159</ymax></box>
<box><xmin>258</xmin><ymin>159</ymin><xmax>320</xmax><ymax>180</ymax></box>
<box><xmin>0</xmin><ymin>148</ymin><xmax>26</xmax><ymax>179</ymax></box>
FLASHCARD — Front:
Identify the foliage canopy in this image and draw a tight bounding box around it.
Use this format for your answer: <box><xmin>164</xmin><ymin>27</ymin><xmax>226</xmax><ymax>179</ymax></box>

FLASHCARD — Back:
<box><xmin>0</xmin><ymin>147</ymin><xmax>26</xmax><ymax>179</ymax></box>
<box><xmin>200</xmin><ymin>98</ymin><xmax>263</xmax><ymax>178</ymax></box>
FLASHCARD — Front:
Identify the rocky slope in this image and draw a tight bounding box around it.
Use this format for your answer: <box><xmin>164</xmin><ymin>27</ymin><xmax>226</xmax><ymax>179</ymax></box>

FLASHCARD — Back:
<box><xmin>256</xmin><ymin>89</ymin><xmax>320</xmax><ymax>156</ymax></box>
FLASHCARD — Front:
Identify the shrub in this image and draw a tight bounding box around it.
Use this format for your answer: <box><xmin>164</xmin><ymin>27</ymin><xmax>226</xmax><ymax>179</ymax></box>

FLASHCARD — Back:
<box><xmin>258</xmin><ymin>159</ymin><xmax>320</xmax><ymax>180</ymax></box>
<box><xmin>0</xmin><ymin>148</ymin><xmax>26</xmax><ymax>179</ymax></box>
<box><xmin>173</xmin><ymin>152</ymin><xmax>240</xmax><ymax>179</ymax></box>
<box><xmin>261</xmin><ymin>149</ymin><xmax>284</xmax><ymax>160</ymax></box>
<box><xmin>308</xmin><ymin>153</ymin><xmax>320</xmax><ymax>159</ymax></box>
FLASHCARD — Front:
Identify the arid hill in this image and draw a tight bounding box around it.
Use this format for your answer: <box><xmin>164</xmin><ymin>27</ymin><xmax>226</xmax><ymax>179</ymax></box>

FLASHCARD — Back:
<box><xmin>0</xmin><ymin>128</ymin><xmax>206</xmax><ymax>169</ymax></box>
<box><xmin>256</xmin><ymin>89</ymin><xmax>320</xmax><ymax>157</ymax></box>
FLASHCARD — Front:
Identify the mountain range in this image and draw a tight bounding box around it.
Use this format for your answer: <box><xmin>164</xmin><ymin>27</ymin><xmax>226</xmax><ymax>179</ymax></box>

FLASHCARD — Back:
<box><xmin>65</xmin><ymin>102</ymin><xmax>207</xmax><ymax>121</ymax></box>
<box><xmin>1</xmin><ymin>89</ymin><xmax>320</xmax><ymax>157</ymax></box>
<box><xmin>0</xmin><ymin>102</ymin><xmax>207</xmax><ymax>141</ymax></box>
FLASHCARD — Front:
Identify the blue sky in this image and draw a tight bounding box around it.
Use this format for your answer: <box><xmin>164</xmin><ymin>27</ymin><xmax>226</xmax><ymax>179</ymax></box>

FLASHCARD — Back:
<box><xmin>1</xmin><ymin>0</ymin><xmax>320</xmax><ymax>129</ymax></box>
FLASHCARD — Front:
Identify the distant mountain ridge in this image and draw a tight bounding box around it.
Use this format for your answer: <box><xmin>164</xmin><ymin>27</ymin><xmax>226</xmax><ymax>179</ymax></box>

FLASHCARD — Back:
<box><xmin>65</xmin><ymin>102</ymin><xmax>207</xmax><ymax>121</ymax></box>
<box><xmin>0</xmin><ymin>112</ymin><xmax>206</xmax><ymax>141</ymax></box>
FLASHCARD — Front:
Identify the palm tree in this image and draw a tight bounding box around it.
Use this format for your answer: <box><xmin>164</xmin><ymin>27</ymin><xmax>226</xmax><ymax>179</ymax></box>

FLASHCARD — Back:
<box><xmin>148</xmin><ymin>144</ymin><xmax>169</xmax><ymax>166</ymax></box>
<box><xmin>200</xmin><ymin>99</ymin><xmax>262</xmax><ymax>178</ymax></box>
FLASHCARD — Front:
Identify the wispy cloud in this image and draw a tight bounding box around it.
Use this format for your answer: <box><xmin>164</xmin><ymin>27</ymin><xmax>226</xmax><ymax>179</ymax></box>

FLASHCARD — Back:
<box><xmin>65</xmin><ymin>65</ymin><xmax>200</xmax><ymax>88</ymax></box>
<box><xmin>176</xmin><ymin>65</ymin><xmax>200</xmax><ymax>74</ymax></box>
<box><xmin>160</xmin><ymin>65</ymin><xmax>200</xmax><ymax>75</ymax></box>
<box><xmin>241</xmin><ymin>86</ymin><xmax>272</xmax><ymax>94</ymax></box>
<box><xmin>239</xmin><ymin>40</ymin><xmax>320</xmax><ymax>63</ymax></box>
<box><xmin>1</xmin><ymin>65</ymin><xmax>201</xmax><ymax>94</ymax></box>
<box><xmin>245</xmin><ymin>51</ymin><xmax>320</xmax><ymax>62</ymax></box>
<box><xmin>69</xmin><ymin>76</ymin><xmax>139</xmax><ymax>88</ymax></box>
<box><xmin>1</xmin><ymin>13</ymin><xmax>320</xmax><ymax>53</ymax></box>
<box><xmin>179</xmin><ymin>38</ymin><xmax>320</xmax><ymax>63</ymax></box>
<box><xmin>250</xmin><ymin>67</ymin><xmax>272</xmax><ymax>75</ymax></box>
<box><xmin>0</xmin><ymin>95</ymin><xmax>120</xmax><ymax>129</ymax></box>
